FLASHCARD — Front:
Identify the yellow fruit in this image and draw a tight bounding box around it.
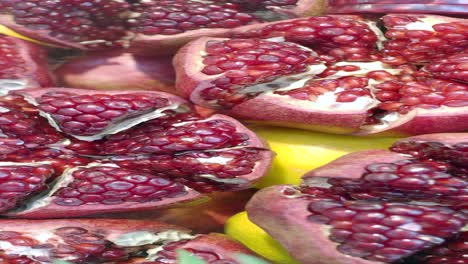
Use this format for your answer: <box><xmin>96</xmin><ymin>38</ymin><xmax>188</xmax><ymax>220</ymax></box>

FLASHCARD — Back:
<box><xmin>251</xmin><ymin>125</ymin><xmax>399</xmax><ymax>188</ymax></box>
<box><xmin>225</xmin><ymin>211</ymin><xmax>299</xmax><ymax>264</ymax></box>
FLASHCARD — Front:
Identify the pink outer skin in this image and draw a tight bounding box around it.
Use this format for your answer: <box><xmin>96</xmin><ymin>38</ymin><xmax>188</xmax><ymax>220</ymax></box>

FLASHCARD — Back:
<box><xmin>246</xmin><ymin>185</ymin><xmax>381</xmax><ymax>264</ymax></box>
<box><xmin>358</xmin><ymin>107</ymin><xmax>468</xmax><ymax>136</ymax></box>
<box><xmin>174</xmin><ymin>37</ymin><xmax>231</xmax><ymax>109</ymax></box>
<box><xmin>394</xmin><ymin>132</ymin><xmax>468</xmax><ymax>146</ymax></box>
<box><xmin>7</xmin><ymin>36</ymin><xmax>55</xmax><ymax>88</ymax></box>
<box><xmin>55</xmin><ymin>51</ymin><xmax>178</xmax><ymax>94</ymax></box>
<box><xmin>228</xmin><ymin>94</ymin><xmax>368</xmax><ymax>134</ymax></box>
<box><xmin>129</xmin><ymin>28</ymin><xmax>241</xmax><ymax>56</ymax></box>
<box><xmin>0</xmin><ymin>14</ymin><xmax>86</xmax><ymax>50</ymax></box>
<box><xmin>303</xmin><ymin>149</ymin><xmax>407</xmax><ymax>182</ymax></box>
<box><xmin>9</xmin><ymin>187</ymin><xmax>202</xmax><ymax>219</ymax></box>
<box><xmin>328</xmin><ymin>1</ymin><xmax>468</xmax><ymax>15</ymax></box>
<box><xmin>269</xmin><ymin>0</ymin><xmax>327</xmax><ymax>17</ymax></box>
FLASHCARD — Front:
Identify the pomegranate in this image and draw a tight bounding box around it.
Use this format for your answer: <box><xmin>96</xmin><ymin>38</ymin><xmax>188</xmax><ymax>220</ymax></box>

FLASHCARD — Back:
<box><xmin>328</xmin><ymin>0</ymin><xmax>468</xmax><ymax>15</ymax></box>
<box><xmin>0</xmin><ymin>219</ymin><xmax>257</xmax><ymax>263</ymax></box>
<box><xmin>0</xmin><ymin>88</ymin><xmax>272</xmax><ymax>218</ymax></box>
<box><xmin>175</xmin><ymin>35</ymin><xmax>468</xmax><ymax>135</ymax></box>
<box><xmin>55</xmin><ymin>51</ymin><xmax>177</xmax><ymax>93</ymax></box>
<box><xmin>0</xmin><ymin>35</ymin><xmax>53</xmax><ymax>92</ymax></box>
<box><xmin>0</xmin><ymin>0</ymin><xmax>327</xmax><ymax>54</ymax></box>
<box><xmin>246</xmin><ymin>133</ymin><xmax>468</xmax><ymax>264</ymax></box>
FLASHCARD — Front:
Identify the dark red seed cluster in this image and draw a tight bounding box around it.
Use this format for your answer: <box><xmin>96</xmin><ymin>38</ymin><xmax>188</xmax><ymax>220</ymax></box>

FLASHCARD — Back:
<box><xmin>382</xmin><ymin>14</ymin><xmax>468</xmax><ymax>65</ymax></box>
<box><xmin>407</xmin><ymin>232</ymin><xmax>468</xmax><ymax>264</ymax></box>
<box><xmin>424</xmin><ymin>53</ymin><xmax>468</xmax><ymax>83</ymax></box>
<box><xmin>0</xmin><ymin>0</ymin><xmax>130</xmax><ymax>49</ymax></box>
<box><xmin>304</xmin><ymin>186</ymin><xmax>467</xmax><ymax>263</ymax></box>
<box><xmin>201</xmin><ymin>38</ymin><xmax>316</xmax><ymax>108</ymax></box>
<box><xmin>37</xmin><ymin>91</ymin><xmax>169</xmax><ymax>136</ymax></box>
<box><xmin>128</xmin><ymin>0</ymin><xmax>257</xmax><ymax>35</ymax></box>
<box><xmin>53</xmin><ymin>166</ymin><xmax>187</xmax><ymax>206</ymax></box>
<box><xmin>0</xmin><ymin>164</ymin><xmax>54</xmax><ymax>213</ymax></box>
<box><xmin>102</xmin><ymin>118</ymin><xmax>250</xmax><ymax>155</ymax></box>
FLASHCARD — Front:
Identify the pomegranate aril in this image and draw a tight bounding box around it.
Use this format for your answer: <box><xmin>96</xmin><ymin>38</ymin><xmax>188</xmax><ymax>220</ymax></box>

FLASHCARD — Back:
<box><xmin>424</xmin><ymin>52</ymin><xmax>468</xmax><ymax>83</ymax></box>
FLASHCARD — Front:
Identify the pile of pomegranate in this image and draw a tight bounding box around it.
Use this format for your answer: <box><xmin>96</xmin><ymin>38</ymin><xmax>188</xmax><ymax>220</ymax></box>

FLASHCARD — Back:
<box><xmin>0</xmin><ymin>0</ymin><xmax>466</xmax><ymax>263</ymax></box>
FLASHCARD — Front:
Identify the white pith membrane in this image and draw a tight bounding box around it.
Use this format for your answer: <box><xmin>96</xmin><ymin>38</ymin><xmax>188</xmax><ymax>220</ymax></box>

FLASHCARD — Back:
<box><xmin>21</xmin><ymin>93</ymin><xmax>190</xmax><ymax>141</ymax></box>
<box><xmin>12</xmin><ymin>162</ymin><xmax>193</xmax><ymax>212</ymax></box>
<box><xmin>0</xmin><ymin>228</ymin><xmax>196</xmax><ymax>263</ymax></box>
<box><xmin>0</xmin><ymin>79</ymin><xmax>27</xmax><ymax>95</ymax></box>
<box><xmin>115</xmin><ymin>230</ymin><xmax>196</xmax><ymax>260</ymax></box>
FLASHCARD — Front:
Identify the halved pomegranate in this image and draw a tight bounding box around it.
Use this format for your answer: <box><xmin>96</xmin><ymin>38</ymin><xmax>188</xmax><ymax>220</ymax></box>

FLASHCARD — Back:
<box><xmin>0</xmin><ymin>35</ymin><xmax>53</xmax><ymax>92</ymax></box>
<box><xmin>0</xmin><ymin>219</ymin><xmax>257</xmax><ymax>263</ymax></box>
<box><xmin>247</xmin><ymin>133</ymin><xmax>467</xmax><ymax>264</ymax></box>
<box><xmin>0</xmin><ymin>88</ymin><xmax>272</xmax><ymax>218</ymax></box>
<box><xmin>55</xmin><ymin>51</ymin><xmax>177</xmax><ymax>93</ymax></box>
<box><xmin>175</xmin><ymin>36</ymin><xmax>468</xmax><ymax>135</ymax></box>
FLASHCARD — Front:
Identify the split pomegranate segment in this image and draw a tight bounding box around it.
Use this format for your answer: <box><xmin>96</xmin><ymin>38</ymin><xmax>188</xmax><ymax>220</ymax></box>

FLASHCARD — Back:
<box><xmin>247</xmin><ymin>133</ymin><xmax>468</xmax><ymax>264</ymax></box>
<box><xmin>0</xmin><ymin>35</ymin><xmax>53</xmax><ymax>92</ymax></box>
<box><xmin>175</xmin><ymin>36</ymin><xmax>468</xmax><ymax>135</ymax></box>
<box><xmin>0</xmin><ymin>88</ymin><xmax>272</xmax><ymax>217</ymax></box>
<box><xmin>0</xmin><ymin>219</ymin><xmax>257</xmax><ymax>263</ymax></box>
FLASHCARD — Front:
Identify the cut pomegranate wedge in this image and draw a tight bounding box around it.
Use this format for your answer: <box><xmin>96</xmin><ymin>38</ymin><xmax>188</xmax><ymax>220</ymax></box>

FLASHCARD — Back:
<box><xmin>0</xmin><ymin>35</ymin><xmax>53</xmax><ymax>92</ymax></box>
<box><xmin>247</xmin><ymin>133</ymin><xmax>468</xmax><ymax>264</ymax></box>
<box><xmin>175</xmin><ymin>37</ymin><xmax>468</xmax><ymax>135</ymax></box>
<box><xmin>381</xmin><ymin>14</ymin><xmax>468</xmax><ymax>65</ymax></box>
<box><xmin>0</xmin><ymin>219</ymin><xmax>257</xmax><ymax>263</ymax></box>
<box><xmin>0</xmin><ymin>0</ymin><xmax>131</xmax><ymax>50</ymax></box>
<box><xmin>0</xmin><ymin>88</ymin><xmax>272</xmax><ymax>217</ymax></box>
<box><xmin>15</xmin><ymin>88</ymin><xmax>187</xmax><ymax>141</ymax></box>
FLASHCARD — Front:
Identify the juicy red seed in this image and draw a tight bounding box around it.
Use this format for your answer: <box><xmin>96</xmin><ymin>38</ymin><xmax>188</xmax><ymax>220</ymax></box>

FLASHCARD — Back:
<box><xmin>424</xmin><ymin>52</ymin><xmax>468</xmax><ymax>83</ymax></box>
<box><xmin>2</xmin><ymin>0</ymin><xmax>130</xmax><ymax>49</ymax></box>
<box><xmin>128</xmin><ymin>0</ymin><xmax>256</xmax><ymax>36</ymax></box>
<box><xmin>36</xmin><ymin>92</ymin><xmax>169</xmax><ymax>136</ymax></box>
<box><xmin>52</xmin><ymin>166</ymin><xmax>186</xmax><ymax>206</ymax></box>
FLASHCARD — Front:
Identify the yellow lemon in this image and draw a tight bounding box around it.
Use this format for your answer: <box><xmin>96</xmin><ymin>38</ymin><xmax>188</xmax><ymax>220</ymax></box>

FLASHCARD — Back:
<box><xmin>250</xmin><ymin>125</ymin><xmax>399</xmax><ymax>188</ymax></box>
<box><xmin>0</xmin><ymin>25</ymin><xmax>52</xmax><ymax>45</ymax></box>
<box><xmin>225</xmin><ymin>211</ymin><xmax>299</xmax><ymax>264</ymax></box>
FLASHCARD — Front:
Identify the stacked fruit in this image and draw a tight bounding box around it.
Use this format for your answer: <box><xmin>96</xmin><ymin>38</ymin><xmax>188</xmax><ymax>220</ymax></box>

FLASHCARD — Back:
<box><xmin>0</xmin><ymin>0</ymin><xmax>466</xmax><ymax>263</ymax></box>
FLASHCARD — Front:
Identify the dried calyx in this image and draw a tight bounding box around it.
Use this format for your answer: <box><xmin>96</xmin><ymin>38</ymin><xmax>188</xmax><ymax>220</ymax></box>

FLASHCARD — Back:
<box><xmin>247</xmin><ymin>133</ymin><xmax>467</xmax><ymax>264</ymax></box>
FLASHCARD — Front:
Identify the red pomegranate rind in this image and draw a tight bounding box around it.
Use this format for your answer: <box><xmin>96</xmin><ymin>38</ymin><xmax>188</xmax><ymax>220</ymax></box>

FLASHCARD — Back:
<box><xmin>0</xmin><ymin>0</ymin><xmax>130</xmax><ymax>50</ymax></box>
<box><xmin>127</xmin><ymin>0</ymin><xmax>260</xmax><ymax>55</ymax></box>
<box><xmin>227</xmin><ymin>15</ymin><xmax>382</xmax><ymax>62</ymax></box>
<box><xmin>15</xmin><ymin>88</ymin><xmax>188</xmax><ymax>141</ymax></box>
<box><xmin>328</xmin><ymin>1</ymin><xmax>468</xmax><ymax>15</ymax></box>
<box><xmin>10</xmin><ymin>163</ymin><xmax>201</xmax><ymax>218</ymax></box>
<box><xmin>0</xmin><ymin>219</ymin><xmax>257</xmax><ymax>263</ymax></box>
<box><xmin>101</xmin><ymin>114</ymin><xmax>259</xmax><ymax>155</ymax></box>
<box><xmin>381</xmin><ymin>14</ymin><xmax>468</xmax><ymax>65</ymax></box>
<box><xmin>0</xmin><ymin>36</ymin><xmax>54</xmax><ymax>91</ymax></box>
<box><xmin>150</xmin><ymin>233</ymin><xmax>253</xmax><ymax>264</ymax></box>
<box><xmin>174</xmin><ymin>37</ymin><xmax>325</xmax><ymax>109</ymax></box>
<box><xmin>246</xmin><ymin>185</ymin><xmax>467</xmax><ymax>264</ymax></box>
<box><xmin>55</xmin><ymin>51</ymin><xmax>177</xmax><ymax>93</ymax></box>
<box><xmin>423</xmin><ymin>53</ymin><xmax>468</xmax><ymax>83</ymax></box>
<box><xmin>112</xmin><ymin>148</ymin><xmax>274</xmax><ymax>192</ymax></box>
<box><xmin>0</xmin><ymin>162</ymin><xmax>54</xmax><ymax>213</ymax></box>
